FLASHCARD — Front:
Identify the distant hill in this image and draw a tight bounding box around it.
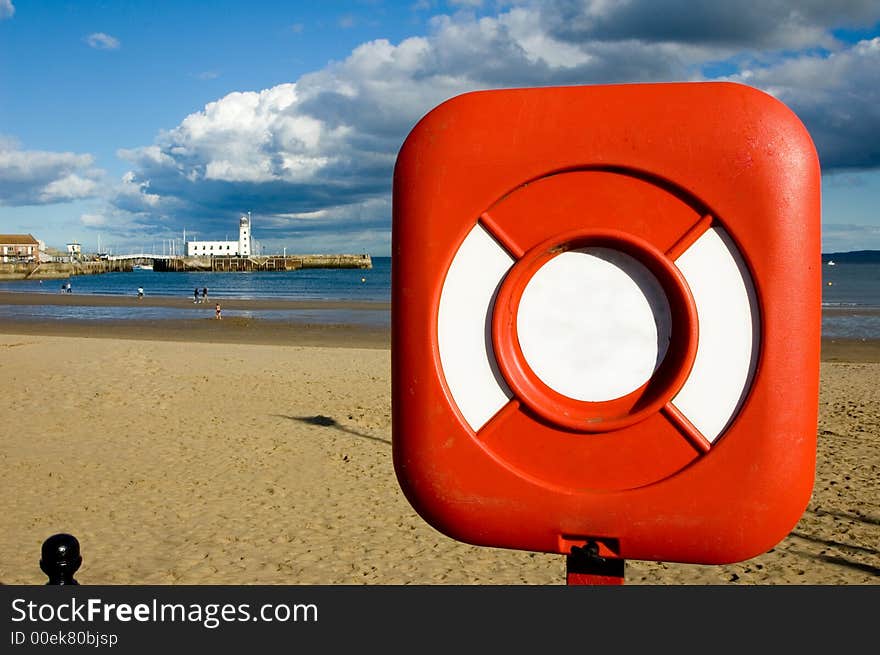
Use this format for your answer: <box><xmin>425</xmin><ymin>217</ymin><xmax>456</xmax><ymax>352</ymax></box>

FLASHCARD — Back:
<box><xmin>821</xmin><ymin>250</ymin><xmax>880</xmax><ymax>263</ymax></box>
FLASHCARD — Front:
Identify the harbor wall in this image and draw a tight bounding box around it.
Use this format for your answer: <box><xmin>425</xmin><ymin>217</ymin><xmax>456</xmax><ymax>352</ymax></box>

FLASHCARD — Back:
<box><xmin>0</xmin><ymin>254</ymin><xmax>371</xmax><ymax>279</ymax></box>
<box><xmin>155</xmin><ymin>253</ymin><xmax>372</xmax><ymax>272</ymax></box>
<box><xmin>0</xmin><ymin>260</ymin><xmax>132</xmax><ymax>280</ymax></box>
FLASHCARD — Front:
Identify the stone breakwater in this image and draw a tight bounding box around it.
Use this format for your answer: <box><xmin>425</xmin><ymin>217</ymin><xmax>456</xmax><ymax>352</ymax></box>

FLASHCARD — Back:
<box><xmin>0</xmin><ymin>253</ymin><xmax>372</xmax><ymax>279</ymax></box>
<box><xmin>0</xmin><ymin>260</ymin><xmax>131</xmax><ymax>280</ymax></box>
<box><xmin>155</xmin><ymin>253</ymin><xmax>372</xmax><ymax>272</ymax></box>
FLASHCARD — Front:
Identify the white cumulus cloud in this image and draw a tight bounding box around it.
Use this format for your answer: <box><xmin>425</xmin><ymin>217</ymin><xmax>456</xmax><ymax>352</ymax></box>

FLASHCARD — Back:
<box><xmin>80</xmin><ymin>213</ymin><xmax>107</xmax><ymax>227</ymax></box>
<box><xmin>0</xmin><ymin>0</ymin><xmax>15</xmax><ymax>20</ymax></box>
<box><xmin>85</xmin><ymin>32</ymin><xmax>120</xmax><ymax>50</ymax></box>
<box><xmin>0</xmin><ymin>139</ymin><xmax>104</xmax><ymax>205</ymax></box>
<box><xmin>108</xmin><ymin>1</ymin><xmax>880</xmax><ymax>250</ymax></box>
<box><xmin>727</xmin><ymin>37</ymin><xmax>880</xmax><ymax>170</ymax></box>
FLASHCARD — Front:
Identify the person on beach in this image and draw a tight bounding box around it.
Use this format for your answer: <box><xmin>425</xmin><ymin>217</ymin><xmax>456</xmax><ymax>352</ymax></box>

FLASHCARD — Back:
<box><xmin>66</xmin><ymin>282</ymin><xmax>72</xmax><ymax>293</ymax></box>
<box><xmin>137</xmin><ymin>286</ymin><xmax>144</xmax><ymax>299</ymax></box>
<box><xmin>215</xmin><ymin>303</ymin><xmax>222</xmax><ymax>320</ymax></box>
<box><xmin>202</xmin><ymin>287</ymin><xmax>209</xmax><ymax>303</ymax></box>
<box><xmin>193</xmin><ymin>288</ymin><xmax>200</xmax><ymax>304</ymax></box>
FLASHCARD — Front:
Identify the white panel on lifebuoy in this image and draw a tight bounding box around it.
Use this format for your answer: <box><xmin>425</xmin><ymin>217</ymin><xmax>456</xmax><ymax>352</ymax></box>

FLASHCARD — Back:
<box><xmin>517</xmin><ymin>247</ymin><xmax>671</xmax><ymax>402</ymax></box>
<box><xmin>672</xmin><ymin>227</ymin><xmax>759</xmax><ymax>442</ymax></box>
<box><xmin>438</xmin><ymin>224</ymin><xmax>514</xmax><ymax>431</ymax></box>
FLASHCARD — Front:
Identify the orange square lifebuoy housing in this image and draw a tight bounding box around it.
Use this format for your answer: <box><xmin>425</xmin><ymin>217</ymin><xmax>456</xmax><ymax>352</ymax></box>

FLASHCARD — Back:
<box><xmin>391</xmin><ymin>82</ymin><xmax>821</xmax><ymax>565</ymax></box>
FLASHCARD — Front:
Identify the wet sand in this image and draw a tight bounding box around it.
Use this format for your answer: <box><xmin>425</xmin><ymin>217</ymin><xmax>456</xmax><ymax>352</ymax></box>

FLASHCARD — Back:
<box><xmin>0</xmin><ymin>291</ymin><xmax>390</xmax><ymax>348</ymax></box>
<box><xmin>0</xmin><ymin>316</ymin><xmax>391</xmax><ymax>349</ymax></box>
<box><xmin>0</xmin><ymin>311</ymin><xmax>876</xmax><ymax>585</ymax></box>
<box><xmin>820</xmin><ymin>337</ymin><xmax>880</xmax><ymax>363</ymax></box>
<box><xmin>0</xmin><ymin>291</ymin><xmax>390</xmax><ymax>312</ymax></box>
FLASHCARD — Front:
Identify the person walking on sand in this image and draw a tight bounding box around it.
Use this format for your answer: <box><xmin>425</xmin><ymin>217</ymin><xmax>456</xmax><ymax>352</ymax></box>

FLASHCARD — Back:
<box><xmin>66</xmin><ymin>282</ymin><xmax>72</xmax><ymax>294</ymax></box>
<box><xmin>215</xmin><ymin>303</ymin><xmax>222</xmax><ymax>320</ymax></box>
<box><xmin>137</xmin><ymin>286</ymin><xmax>144</xmax><ymax>300</ymax></box>
<box><xmin>202</xmin><ymin>287</ymin><xmax>209</xmax><ymax>303</ymax></box>
<box><xmin>193</xmin><ymin>287</ymin><xmax>200</xmax><ymax>304</ymax></box>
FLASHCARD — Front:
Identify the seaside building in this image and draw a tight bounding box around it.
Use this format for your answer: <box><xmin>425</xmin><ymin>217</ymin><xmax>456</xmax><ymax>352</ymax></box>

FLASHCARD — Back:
<box><xmin>66</xmin><ymin>241</ymin><xmax>82</xmax><ymax>262</ymax></box>
<box><xmin>0</xmin><ymin>234</ymin><xmax>40</xmax><ymax>262</ymax></box>
<box><xmin>186</xmin><ymin>213</ymin><xmax>255</xmax><ymax>257</ymax></box>
<box><xmin>36</xmin><ymin>239</ymin><xmax>53</xmax><ymax>262</ymax></box>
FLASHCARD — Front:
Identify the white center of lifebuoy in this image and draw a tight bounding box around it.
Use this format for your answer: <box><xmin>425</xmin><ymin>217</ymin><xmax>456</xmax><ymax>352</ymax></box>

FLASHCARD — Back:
<box><xmin>516</xmin><ymin>247</ymin><xmax>672</xmax><ymax>402</ymax></box>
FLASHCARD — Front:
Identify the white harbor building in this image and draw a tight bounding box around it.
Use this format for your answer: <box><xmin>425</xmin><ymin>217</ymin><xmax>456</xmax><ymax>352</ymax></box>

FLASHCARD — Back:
<box><xmin>186</xmin><ymin>213</ymin><xmax>254</xmax><ymax>257</ymax></box>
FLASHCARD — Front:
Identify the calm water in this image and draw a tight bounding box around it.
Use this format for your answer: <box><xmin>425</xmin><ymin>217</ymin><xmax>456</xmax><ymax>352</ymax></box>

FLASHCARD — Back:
<box><xmin>821</xmin><ymin>261</ymin><xmax>880</xmax><ymax>307</ymax></box>
<box><xmin>0</xmin><ymin>257</ymin><xmax>878</xmax><ymax>337</ymax></box>
<box><xmin>821</xmin><ymin>261</ymin><xmax>880</xmax><ymax>339</ymax></box>
<box><xmin>0</xmin><ymin>257</ymin><xmax>391</xmax><ymax>327</ymax></box>
<box><xmin>0</xmin><ymin>257</ymin><xmax>391</xmax><ymax>302</ymax></box>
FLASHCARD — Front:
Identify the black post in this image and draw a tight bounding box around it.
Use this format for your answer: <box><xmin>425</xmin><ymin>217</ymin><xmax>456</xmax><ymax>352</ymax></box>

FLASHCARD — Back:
<box><xmin>566</xmin><ymin>540</ymin><xmax>625</xmax><ymax>585</ymax></box>
<box><xmin>40</xmin><ymin>533</ymin><xmax>82</xmax><ymax>585</ymax></box>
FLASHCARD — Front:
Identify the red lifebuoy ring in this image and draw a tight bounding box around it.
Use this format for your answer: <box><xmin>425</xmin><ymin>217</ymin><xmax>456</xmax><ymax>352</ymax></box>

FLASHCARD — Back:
<box><xmin>392</xmin><ymin>82</ymin><xmax>821</xmax><ymax>565</ymax></box>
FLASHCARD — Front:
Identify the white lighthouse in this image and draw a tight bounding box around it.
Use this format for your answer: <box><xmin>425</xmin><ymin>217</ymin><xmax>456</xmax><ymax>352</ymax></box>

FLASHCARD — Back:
<box><xmin>185</xmin><ymin>211</ymin><xmax>255</xmax><ymax>256</ymax></box>
<box><xmin>238</xmin><ymin>212</ymin><xmax>251</xmax><ymax>257</ymax></box>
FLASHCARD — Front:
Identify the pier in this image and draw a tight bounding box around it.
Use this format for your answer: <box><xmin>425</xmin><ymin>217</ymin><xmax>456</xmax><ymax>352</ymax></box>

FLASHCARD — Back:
<box><xmin>0</xmin><ymin>259</ymin><xmax>137</xmax><ymax>280</ymax></box>
<box><xmin>155</xmin><ymin>253</ymin><xmax>372</xmax><ymax>272</ymax></box>
<box><xmin>0</xmin><ymin>253</ymin><xmax>371</xmax><ymax>280</ymax></box>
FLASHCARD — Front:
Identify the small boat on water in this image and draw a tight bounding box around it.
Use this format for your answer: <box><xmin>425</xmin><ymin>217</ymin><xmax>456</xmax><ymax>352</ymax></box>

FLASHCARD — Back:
<box><xmin>132</xmin><ymin>264</ymin><xmax>154</xmax><ymax>271</ymax></box>
<box><xmin>827</xmin><ymin>260</ymin><xmax>836</xmax><ymax>266</ymax></box>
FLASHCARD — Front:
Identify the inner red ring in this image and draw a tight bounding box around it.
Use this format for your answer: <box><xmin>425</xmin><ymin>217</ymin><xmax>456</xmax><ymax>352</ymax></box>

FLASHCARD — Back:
<box><xmin>491</xmin><ymin>229</ymin><xmax>699</xmax><ymax>433</ymax></box>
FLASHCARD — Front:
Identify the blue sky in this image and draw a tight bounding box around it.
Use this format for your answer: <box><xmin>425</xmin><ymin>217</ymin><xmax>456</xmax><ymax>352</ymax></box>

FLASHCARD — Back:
<box><xmin>1</xmin><ymin>0</ymin><xmax>879</xmax><ymax>255</ymax></box>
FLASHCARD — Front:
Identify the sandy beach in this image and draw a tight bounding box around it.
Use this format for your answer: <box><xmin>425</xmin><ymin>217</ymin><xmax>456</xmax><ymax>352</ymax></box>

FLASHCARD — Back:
<box><xmin>0</xmin><ymin>301</ymin><xmax>877</xmax><ymax>585</ymax></box>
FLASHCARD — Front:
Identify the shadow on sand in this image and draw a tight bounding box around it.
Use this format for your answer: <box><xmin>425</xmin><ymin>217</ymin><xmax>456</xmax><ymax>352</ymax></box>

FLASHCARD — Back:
<box><xmin>274</xmin><ymin>414</ymin><xmax>391</xmax><ymax>445</ymax></box>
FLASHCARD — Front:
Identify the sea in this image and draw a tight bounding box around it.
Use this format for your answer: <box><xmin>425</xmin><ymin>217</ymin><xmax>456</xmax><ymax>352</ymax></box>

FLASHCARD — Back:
<box><xmin>0</xmin><ymin>257</ymin><xmax>392</xmax><ymax>328</ymax></box>
<box><xmin>820</xmin><ymin>261</ymin><xmax>880</xmax><ymax>339</ymax></box>
<box><xmin>0</xmin><ymin>257</ymin><xmax>878</xmax><ymax>338</ymax></box>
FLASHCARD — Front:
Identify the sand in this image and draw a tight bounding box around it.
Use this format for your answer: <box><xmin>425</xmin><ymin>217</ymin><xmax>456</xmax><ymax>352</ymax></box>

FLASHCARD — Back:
<box><xmin>0</xmin><ymin>310</ymin><xmax>877</xmax><ymax>585</ymax></box>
